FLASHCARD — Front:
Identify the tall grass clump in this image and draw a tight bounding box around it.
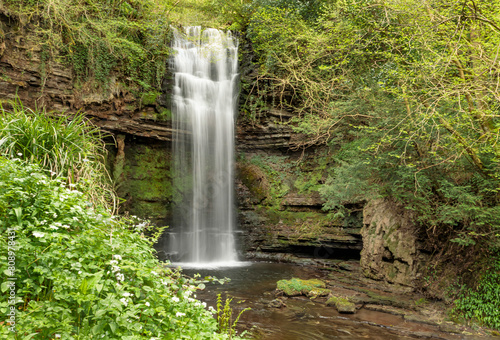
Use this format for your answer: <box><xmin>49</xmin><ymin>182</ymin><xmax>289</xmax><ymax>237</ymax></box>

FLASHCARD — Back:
<box><xmin>0</xmin><ymin>101</ymin><xmax>115</xmax><ymax>210</ymax></box>
<box><xmin>0</xmin><ymin>157</ymin><xmax>243</xmax><ymax>339</ymax></box>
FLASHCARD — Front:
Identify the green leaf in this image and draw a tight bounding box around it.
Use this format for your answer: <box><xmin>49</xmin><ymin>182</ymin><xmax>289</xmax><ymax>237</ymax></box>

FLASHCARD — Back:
<box><xmin>14</xmin><ymin>206</ymin><xmax>22</xmax><ymax>225</ymax></box>
<box><xmin>109</xmin><ymin>321</ymin><xmax>117</xmax><ymax>334</ymax></box>
<box><xmin>0</xmin><ymin>281</ymin><xmax>10</xmax><ymax>293</ymax></box>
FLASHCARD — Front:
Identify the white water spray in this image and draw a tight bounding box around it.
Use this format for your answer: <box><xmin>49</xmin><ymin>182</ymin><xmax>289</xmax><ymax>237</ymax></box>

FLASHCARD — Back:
<box><xmin>169</xmin><ymin>26</ymin><xmax>239</xmax><ymax>265</ymax></box>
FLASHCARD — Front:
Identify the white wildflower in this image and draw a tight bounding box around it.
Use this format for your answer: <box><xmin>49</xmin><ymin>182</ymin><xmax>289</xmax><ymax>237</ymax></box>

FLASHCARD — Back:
<box><xmin>49</xmin><ymin>225</ymin><xmax>59</xmax><ymax>230</ymax></box>
<box><xmin>123</xmin><ymin>292</ymin><xmax>131</xmax><ymax>297</ymax></box>
<box><xmin>120</xmin><ymin>298</ymin><xmax>128</xmax><ymax>306</ymax></box>
<box><xmin>113</xmin><ymin>255</ymin><xmax>122</xmax><ymax>260</ymax></box>
<box><xmin>202</xmin><ymin>302</ymin><xmax>206</xmax><ymax>308</ymax></box>
<box><xmin>78</xmin><ymin>271</ymin><xmax>82</xmax><ymax>274</ymax></box>
<box><xmin>17</xmin><ymin>153</ymin><xmax>22</xmax><ymax>156</ymax></box>
<box><xmin>116</xmin><ymin>273</ymin><xmax>125</xmax><ymax>282</ymax></box>
<box><xmin>175</xmin><ymin>312</ymin><xmax>186</xmax><ymax>317</ymax></box>
<box><xmin>33</xmin><ymin>231</ymin><xmax>45</xmax><ymax>238</ymax></box>
<box><xmin>151</xmin><ymin>271</ymin><xmax>158</xmax><ymax>276</ymax></box>
<box><xmin>110</xmin><ymin>260</ymin><xmax>118</xmax><ymax>265</ymax></box>
<box><xmin>145</xmin><ymin>302</ymin><xmax>150</xmax><ymax>307</ymax></box>
<box><xmin>172</xmin><ymin>296</ymin><xmax>180</xmax><ymax>303</ymax></box>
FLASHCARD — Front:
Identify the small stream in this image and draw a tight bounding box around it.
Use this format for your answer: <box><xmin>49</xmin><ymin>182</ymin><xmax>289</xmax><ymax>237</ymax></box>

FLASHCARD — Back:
<box><xmin>181</xmin><ymin>261</ymin><xmax>480</xmax><ymax>340</ymax></box>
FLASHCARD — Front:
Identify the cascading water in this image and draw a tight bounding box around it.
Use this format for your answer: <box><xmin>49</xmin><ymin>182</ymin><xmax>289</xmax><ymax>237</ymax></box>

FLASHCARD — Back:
<box><xmin>169</xmin><ymin>26</ymin><xmax>239</xmax><ymax>265</ymax></box>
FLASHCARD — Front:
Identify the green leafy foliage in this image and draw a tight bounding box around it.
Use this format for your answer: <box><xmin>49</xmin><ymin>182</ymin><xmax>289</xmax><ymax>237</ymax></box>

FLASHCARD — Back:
<box><xmin>216</xmin><ymin>294</ymin><xmax>250</xmax><ymax>339</ymax></box>
<box><xmin>0</xmin><ymin>157</ymin><xmax>241</xmax><ymax>339</ymax></box>
<box><xmin>0</xmin><ymin>101</ymin><xmax>115</xmax><ymax>210</ymax></box>
<box><xmin>453</xmin><ymin>258</ymin><xmax>500</xmax><ymax>330</ymax></box>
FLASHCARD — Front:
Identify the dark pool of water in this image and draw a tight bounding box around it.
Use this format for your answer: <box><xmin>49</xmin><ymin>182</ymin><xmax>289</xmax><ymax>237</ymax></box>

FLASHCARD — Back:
<box><xmin>180</xmin><ymin>261</ymin><xmax>477</xmax><ymax>340</ymax></box>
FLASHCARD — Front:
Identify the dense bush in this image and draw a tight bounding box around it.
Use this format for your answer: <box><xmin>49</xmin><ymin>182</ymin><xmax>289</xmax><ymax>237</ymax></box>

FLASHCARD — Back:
<box><xmin>0</xmin><ymin>102</ymin><xmax>114</xmax><ymax>210</ymax></box>
<box><xmin>0</xmin><ymin>157</ymin><xmax>236</xmax><ymax>338</ymax></box>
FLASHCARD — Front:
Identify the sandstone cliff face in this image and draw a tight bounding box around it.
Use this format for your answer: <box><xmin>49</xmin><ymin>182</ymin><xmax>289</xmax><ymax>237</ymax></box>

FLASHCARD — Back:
<box><xmin>360</xmin><ymin>199</ymin><xmax>425</xmax><ymax>286</ymax></box>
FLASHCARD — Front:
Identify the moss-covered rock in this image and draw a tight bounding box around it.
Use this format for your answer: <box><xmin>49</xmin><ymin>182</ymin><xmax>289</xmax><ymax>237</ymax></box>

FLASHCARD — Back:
<box><xmin>276</xmin><ymin>278</ymin><xmax>326</xmax><ymax>297</ymax></box>
<box><xmin>307</xmin><ymin>287</ymin><xmax>331</xmax><ymax>298</ymax></box>
<box><xmin>326</xmin><ymin>295</ymin><xmax>356</xmax><ymax>313</ymax></box>
<box><xmin>115</xmin><ymin>139</ymin><xmax>173</xmax><ymax>224</ymax></box>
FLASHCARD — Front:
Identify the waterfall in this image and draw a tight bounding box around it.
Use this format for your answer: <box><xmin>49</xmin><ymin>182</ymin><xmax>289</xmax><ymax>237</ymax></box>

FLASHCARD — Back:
<box><xmin>169</xmin><ymin>26</ymin><xmax>239</xmax><ymax>265</ymax></box>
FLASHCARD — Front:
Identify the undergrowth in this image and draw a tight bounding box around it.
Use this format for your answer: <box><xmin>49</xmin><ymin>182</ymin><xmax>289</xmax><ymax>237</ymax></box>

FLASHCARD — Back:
<box><xmin>0</xmin><ymin>101</ymin><xmax>115</xmax><ymax>210</ymax></box>
<box><xmin>0</xmin><ymin>157</ymin><xmax>244</xmax><ymax>339</ymax></box>
<box><xmin>452</xmin><ymin>258</ymin><xmax>500</xmax><ymax>330</ymax></box>
<box><xmin>0</xmin><ymin>102</ymin><xmax>246</xmax><ymax>338</ymax></box>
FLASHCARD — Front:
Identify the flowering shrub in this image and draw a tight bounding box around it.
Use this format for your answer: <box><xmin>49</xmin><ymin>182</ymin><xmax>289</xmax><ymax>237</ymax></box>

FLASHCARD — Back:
<box><xmin>0</xmin><ymin>158</ymin><xmax>238</xmax><ymax>339</ymax></box>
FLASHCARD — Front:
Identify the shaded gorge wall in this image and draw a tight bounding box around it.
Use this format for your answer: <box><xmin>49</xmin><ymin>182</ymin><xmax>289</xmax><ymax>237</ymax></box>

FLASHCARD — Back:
<box><xmin>109</xmin><ymin>135</ymin><xmax>173</xmax><ymax>226</ymax></box>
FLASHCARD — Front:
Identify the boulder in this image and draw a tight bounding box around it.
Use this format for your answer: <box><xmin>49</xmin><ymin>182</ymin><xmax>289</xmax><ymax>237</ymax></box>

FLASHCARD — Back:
<box><xmin>326</xmin><ymin>295</ymin><xmax>356</xmax><ymax>313</ymax></box>
<box><xmin>360</xmin><ymin>199</ymin><xmax>420</xmax><ymax>286</ymax></box>
<box><xmin>276</xmin><ymin>278</ymin><xmax>326</xmax><ymax>297</ymax></box>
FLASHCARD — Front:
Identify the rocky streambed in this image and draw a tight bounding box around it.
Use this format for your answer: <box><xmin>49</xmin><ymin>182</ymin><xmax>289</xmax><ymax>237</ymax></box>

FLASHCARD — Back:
<box><xmin>182</xmin><ymin>260</ymin><xmax>496</xmax><ymax>340</ymax></box>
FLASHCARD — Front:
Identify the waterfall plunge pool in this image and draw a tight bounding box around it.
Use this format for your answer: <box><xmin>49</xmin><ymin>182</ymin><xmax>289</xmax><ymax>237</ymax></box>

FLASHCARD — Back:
<box><xmin>177</xmin><ymin>261</ymin><xmax>486</xmax><ymax>340</ymax></box>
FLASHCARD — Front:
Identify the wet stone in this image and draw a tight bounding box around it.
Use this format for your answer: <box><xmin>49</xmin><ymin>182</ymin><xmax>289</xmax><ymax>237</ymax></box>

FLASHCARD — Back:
<box><xmin>268</xmin><ymin>298</ymin><xmax>287</xmax><ymax>308</ymax></box>
<box><xmin>276</xmin><ymin>278</ymin><xmax>326</xmax><ymax>297</ymax></box>
<box><xmin>306</xmin><ymin>288</ymin><xmax>331</xmax><ymax>298</ymax></box>
<box><xmin>326</xmin><ymin>295</ymin><xmax>356</xmax><ymax>314</ymax></box>
<box><xmin>438</xmin><ymin>322</ymin><xmax>463</xmax><ymax>334</ymax></box>
<box><xmin>403</xmin><ymin>313</ymin><xmax>438</xmax><ymax>326</ymax></box>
